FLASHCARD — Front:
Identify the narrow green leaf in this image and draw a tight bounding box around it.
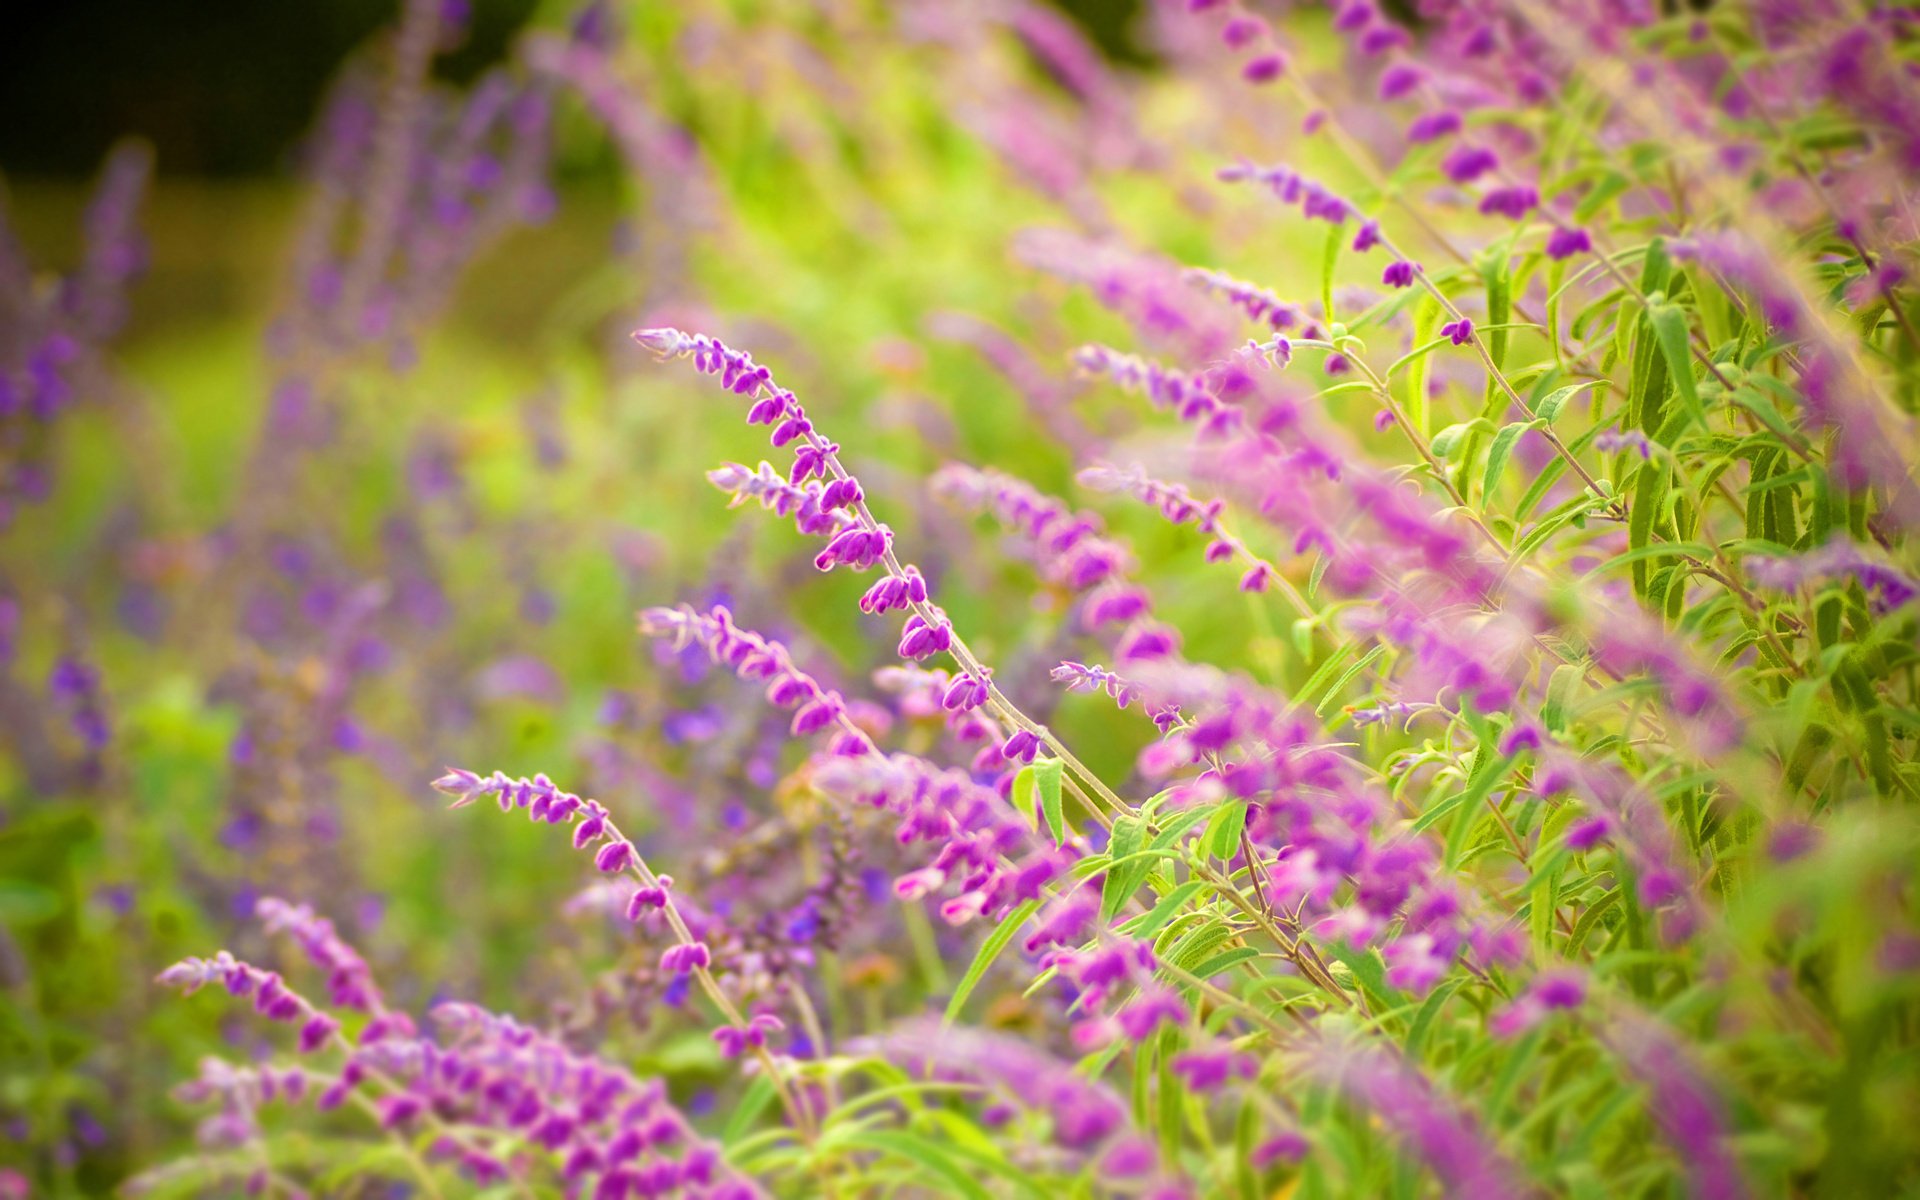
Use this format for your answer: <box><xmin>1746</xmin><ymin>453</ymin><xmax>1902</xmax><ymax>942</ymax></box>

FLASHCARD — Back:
<box><xmin>943</xmin><ymin>899</ymin><xmax>1040</xmax><ymax>1024</ymax></box>
<box><xmin>1122</xmin><ymin>880</ymin><xmax>1210</xmax><ymax>939</ymax></box>
<box><xmin>1647</xmin><ymin>304</ymin><xmax>1701</xmax><ymax>422</ymax></box>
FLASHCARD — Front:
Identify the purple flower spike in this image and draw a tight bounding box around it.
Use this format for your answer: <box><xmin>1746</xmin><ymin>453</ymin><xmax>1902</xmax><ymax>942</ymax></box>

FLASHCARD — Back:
<box><xmin>431</xmin><ymin>767</ymin><xmax>485</xmax><ymax>805</ymax></box>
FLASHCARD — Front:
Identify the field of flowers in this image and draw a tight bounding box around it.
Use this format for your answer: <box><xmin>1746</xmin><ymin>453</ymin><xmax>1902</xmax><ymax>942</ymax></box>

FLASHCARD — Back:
<box><xmin>4</xmin><ymin>0</ymin><xmax>1919</xmax><ymax>1195</ymax></box>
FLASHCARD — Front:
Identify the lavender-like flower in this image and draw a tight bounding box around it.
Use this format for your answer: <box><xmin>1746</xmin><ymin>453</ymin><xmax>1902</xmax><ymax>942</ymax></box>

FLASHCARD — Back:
<box><xmin>1305</xmin><ymin>1035</ymin><xmax>1528</xmax><ymax>1199</ymax></box>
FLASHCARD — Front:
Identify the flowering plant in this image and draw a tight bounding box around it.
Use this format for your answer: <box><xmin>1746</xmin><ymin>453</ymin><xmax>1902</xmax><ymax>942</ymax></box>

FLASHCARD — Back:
<box><xmin>3</xmin><ymin>0</ymin><xmax>1919</xmax><ymax>1196</ymax></box>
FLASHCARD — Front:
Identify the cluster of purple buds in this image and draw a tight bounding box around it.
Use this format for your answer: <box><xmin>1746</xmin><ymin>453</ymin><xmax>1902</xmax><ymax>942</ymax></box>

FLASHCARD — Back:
<box><xmin>1326</xmin><ymin>0</ymin><xmax>1411</xmax><ymax>55</ymax></box>
<box><xmin>1382</xmin><ymin>259</ymin><xmax>1419</xmax><ymax>288</ymax></box>
<box><xmin>897</xmin><ymin>612</ymin><xmax>956</xmax><ymax>660</ymax></box>
<box><xmin>1407</xmin><ymin>110</ymin><xmax>1463</xmax><ymax>143</ymax></box>
<box><xmin>157</xmin><ymin>952</ymin><xmax>341</xmax><ymax>1054</ymax></box>
<box><xmin>858</xmin><ymin>566</ymin><xmax>928</xmax><ymax>615</ymax></box>
<box><xmin>1441</xmin><ymin>143</ymin><xmax>1499</xmax><ymax>184</ymax></box>
<box><xmin>1478</xmin><ymin>185</ymin><xmax>1538</xmax><ymax>220</ymax></box>
<box><xmin>1305</xmin><ymin>1036</ymin><xmax>1526</xmax><ymax>1198</ymax></box>
<box><xmin>1217</xmin><ymin>160</ymin><xmax>1351</xmax><ymax>224</ymax></box>
<box><xmin>1052</xmin><ymin>660</ymin><xmax>1138</xmax><ymax>710</ymax></box>
<box><xmin>1044</xmin><ymin>939</ymin><xmax>1189</xmax><ymax>1047</ymax></box>
<box><xmin>1747</xmin><ymin>539</ymin><xmax>1919</xmax><ymax>613</ymax></box>
<box><xmin>706</xmin><ymin>461</ymin><xmax>856</xmax><ymax>539</ymax></box>
<box><xmin>434</xmin><ymin>769</ymin><xmax>664</xmax><ymax>897</ymax></box>
<box><xmin>1001</xmin><ymin>728</ymin><xmax>1042</xmax><ymax>764</ymax></box>
<box><xmin>1594</xmin><ymin>429</ymin><xmax>1654</xmax><ymax>459</ymax></box>
<box><xmin>1546</xmin><ymin>226</ymin><xmax>1593</xmax><ymax>260</ymax></box>
<box><xmin>47</xmin><ymin>656</ymin><xmax>110</xmax><ymax>752</ymax></box>
<box><xmin>931</xmin><ymin>464</ymin><xmax>1131</xmax><ymax>593</ymax></box>
<box><xmin>1183</xmin><ymin>267</ymin><xmax>1310</xmax><ymax>332</ymax></box>
<box><xmin>812</xmin><ymin>752</ymin><xmax>1066</xmax><ymax>927</ymax></box>
<box><xmin>1071</xmin><ymin>344</ymin><xmax>1242</xmax><ymax>437</ymax></box>
<box><xmin>1077</xmin><ymin>463</ymin><xmax>1280</xmax><ymax>593</ymax></box>
<box><xmin>659</xmin><ymin>942</ymin><xmax>711</xmax><ymax>974</ymax></box>
<box><xmin>633</xmin><ymin>327</ymin><xmax>849</xmax><ymax>488</ymax></box>
<box><xmin>625</xmin><ymin>875</ymin><xmax>672</xmax><ymax>920</ymax></box>
<box><xmin>1170</xmin><ymin>1046</ymin><xmax>1258</xmax><ymax>1092</ymax></box>
<box><xmin>711</xmin><ymin>1013</ymin><xmax>785</xmax><ymax>1059</ymax></box>
<box><xmin>941</xmin><ymin>669</ymin><xmax>992</xmax><ymax>712</ymax></box>
<box><xmin>1184</xmin><ymin>0</ymin><xmax>1288</xmax><ymax>83</ymax></box>
<box><xmin>1439</xmin><ymin>317</ymin><xmax>1475</xmax><ymax>346</ymax></box>
<box><xmin>637</xmin><ymin>604</ymin><xmax>868</xmax><ymax>751</ymax></box>
<box><xmin>1489</xmin><ymin>970</ymin><xmax>1588</xmax><ymax>1037</ymax></box>
<box><xmin>256</xmin><ymin>896</ymin><xmax>387</xmax><ymax>1014</ymax></box>
<box><xmin>425</xmin><ymin>1002</ymin><xmax>761</xmax><ymax>1197</ymax></box>
<box><xmin>813</xmin><ymin>522</ymin><xmax>892</xmax><ymax>571</ymax></box>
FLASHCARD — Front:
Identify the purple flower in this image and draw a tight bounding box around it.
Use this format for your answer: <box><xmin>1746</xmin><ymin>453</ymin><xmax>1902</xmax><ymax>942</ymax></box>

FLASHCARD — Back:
<box><xmin>1221</xmin><ymin>15</ymin><xmax>1265</xmax><ymax>48</ymax></box>
<box><xmin>1478</xmin><ymin>186</ymin><xmax>1538</xmax><ymax>220</ymax></box>
<box><xmin>1351</xmin><ymin>220</ymin><xmax>1382</xmax><ymax>253</ymax></box>
<box><xmin>659</xmin><ymin>942</ymin><xmax>711</xmax><ymax>974</ymax></box>
<box><xmin>1382</xmin><ymin>260</ymin><xmax>1418</xmax><ymax>288</ymax></box>
<box><xmin>1440</xmin><ymin>318</ymin><xmax>1475</xmax><ymax>346</ymax></box>
<box><xmin>1441</xmin><ymin>144</ymin><xmax>1498</xmax><ymax>183</ymax></box>
<box><xmin>1001</xmin><ymin>729</ymin><xmax>1041</xmax><ymax>764</ymax></box>
<box><xmin>1171</xmin><ymin>1047</ymin><xmax>1256</xmax><ymax>1091</ymax></box>
<box><xmin>1252</xmin><ymin>1130</ymin><xmax>1310</xmax><ymax>1166</ymax></box>
<box><xmin>1546</xmin><ymin>226</ymin><xmax>1592</xmax><ymax>260</ymax></box>
<box><xmin>1497</xmin><ymin>722</ymin><xmax>1543</xmax><ymax>755</ymax></box>
<box><xmin>1379</xmin><ymin>63</ymin><xmax>1424</xmax><ymax>99</ymax></box>
<box><xmin>1306</xmin><ymin>1036</ymin><xmax>1526</xmax><ymax>1197</ymax></box>
<box><xmin>593</xmin><ymin>840</ymin><xmax>635</xmax><ymax>873</ymax></box>
<box><xmin>1242</xmin><ymin>54</ymin><xmax>1287</xmax><ymax>84</ymax></box>
<box><xmin>1407</xmin><ymin>111</ymin><xmax>1464</xmax><ymax>143</ymax></box>
<box><xmin>1595</xmin><ymin>429</ymin><xmax>1653</xmax><ymax>459</ymax></box>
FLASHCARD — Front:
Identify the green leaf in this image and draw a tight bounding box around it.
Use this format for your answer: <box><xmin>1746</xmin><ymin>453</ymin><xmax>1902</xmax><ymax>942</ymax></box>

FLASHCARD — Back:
<box><xmin>830</xmin><ymin>1130</ymin><xmax>993</xmax><ymax>1200</ymax></box>
<box><xmin>1205</xmin><ymin>800</ymin><xmax>1250</xmax><ymax>861</ymax></box>
<box><xmin>1627</xmin><ymin>461</ymin><xmax>1670</xmax><ymax>600</ymax></box>
<box><xmin>1122</xmin><ymin>880</ymin><xmax>1210</xmax><ymax>939</ymax></box>
<box><xmin>1481</xmin><ymin>420</ymin><xmax>1536</xmax><ymax>503</ymax></box>
<box><xmin>1432</xmin><ymin>418</ymin><xmax>1495</xmax><ymax>459</ymax></box>
<box><xmin>1033</xmin><ymin>759</ymin><xmax>1066</xmax><ymax>845</ymax></box>
<box><xmin>1534</xmin><ymin>379</ymin><xmax>1603</xmax><ymax>424</ymax></box>
<box><xmin>1102</xmin><ymin>816</ymin><xmax>1148</xmax><ymax>919</ymax></box>
<box><xmin>1480</xmin><ymin>248</ymin><xmax>1513</xmax><ymax>383</ymax></box>
<box><xmin>723</xmin><ymin>1075</ymin><xmax>778</xmax><ymax>1143</ymax></box>
<box><xmin>1315</xmin><ymin>644</ymin><xmax>1387</xmax><ymax>718</ymax></box>
<box><xmin>1647</xmin><ymin>304</ymin><xmax>1701</xmax><ymax>422</ymax></box>
<box><xmin>0</xmin><ymin>880</ymin><xmax>63</xmax><ymax>925</ymax></box>
<box><xmin>943</xmin><ymin>898</ymin><xmax>1040</xmax><ymax>1024</ymax></box>
<box><xmin>1186</xmin><ymin>946</ymin><xmax>1262</xmax><ymax>979</ymax></box>
<box><xmin>1542</xmin><ymin>663</ymin><xmax>1583</xmax><ymax>733</ymax></box>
